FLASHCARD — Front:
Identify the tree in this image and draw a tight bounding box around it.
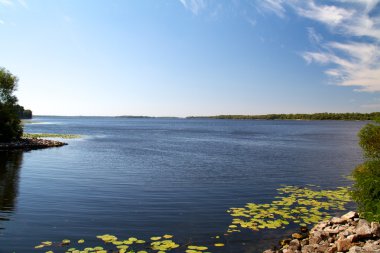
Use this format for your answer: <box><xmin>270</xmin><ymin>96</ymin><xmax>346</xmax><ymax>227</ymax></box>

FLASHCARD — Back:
<box><xmin>351</xmin><ymin>119</ymin><xmax>380</xmax><ymax>221</ymax></box>
<box><xmin>0</xmin><ymin>67</ymin><xmax>23</xmax><ymax>142</ymax></box>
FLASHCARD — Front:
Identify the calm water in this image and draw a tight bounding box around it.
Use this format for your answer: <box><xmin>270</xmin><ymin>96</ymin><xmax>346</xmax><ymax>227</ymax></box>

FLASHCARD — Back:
<box><xmin>0</xmin><ymin>117</ymin><xmax>365</xmax><ymax>253</ymax></box>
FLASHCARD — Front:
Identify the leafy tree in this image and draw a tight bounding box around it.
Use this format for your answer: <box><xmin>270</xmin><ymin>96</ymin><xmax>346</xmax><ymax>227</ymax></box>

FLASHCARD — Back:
<box><xmin>351</xmin><ymin>119</ymin><xmax>380</xmax><ymax>221</ymax></box>
<box><xmin>0</xmin><ymin>67</ymin><xmax>23</xmax><ymax>142</ymax></box>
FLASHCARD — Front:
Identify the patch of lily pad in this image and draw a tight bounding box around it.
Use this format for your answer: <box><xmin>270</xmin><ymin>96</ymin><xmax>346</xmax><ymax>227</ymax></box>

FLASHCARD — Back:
<box><xmin>226</xmin><ymin>185</ymin><xmax>351</xmax><ymax>233</ymax></box>
<box><xmin>33</xmin><ymin>233</ymin><xmax>225</xmax><ymax>253</ymax></box>
<box><xmin>23</xmin><ymin>133</ymin><xmax>82</xmax><ymax>139</ymax></box>
<box><xmin>32</xmin><ymin>185</ymin><xmax>352</xmax><ymax>252</ymax></box>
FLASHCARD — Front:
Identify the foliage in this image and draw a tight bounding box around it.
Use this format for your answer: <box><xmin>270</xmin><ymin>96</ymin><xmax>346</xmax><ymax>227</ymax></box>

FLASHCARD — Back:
<box><xmin>14</xmin><ymin>104</ymin><xmax>32</xmax><ymax>119</ymax></box>
<box><xmin>0</xmin><ymin>67</ymin><xmax>23</xmax><ymax>142</ymax></box>
<box><xmin>352</xmin><ymin>161</ymin><xmax>380</xmax><ymax>222</ymax></box>
<box><xmin>188</xmin><ymin>112</ymin><xmax>380</xmax><ymax>121</ymax></box>
<box><xmin>358</xmin><ymin>123</ymin><xmax>380</xmax><ymax>159</ymax></box>
<box><xmin>351</xmin><ymin>120</ymin><xmax>380</xmax><ymax>222</ymax></box>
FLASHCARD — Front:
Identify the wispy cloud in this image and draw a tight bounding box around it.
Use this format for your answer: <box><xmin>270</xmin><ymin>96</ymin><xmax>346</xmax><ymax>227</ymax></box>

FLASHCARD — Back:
<box><xmin>361</xmin><ymin>103</ymin><xmax>380</xmax><ymax>108</ymax></box>
<box><xmin>179</xmin><ymin>0</ymin><xmax>207</xmax><ymax>15</ymax></box>
<box><xmin>307</xmin><ymin>27</ymin><xmax>323</xmax><ymax>45</ymax></box>
<box><xmin>260</xmin><ymin>0</ymin><xmax>286</xmax><ymax>18</ymax></box>
<box><xmin>0</xmin><ymin>19</ymin><xmax>4</xmax><ymax>25</ymax></box>
<box><xmin>260</xmin><ymin>0</ymin><xmax>380</xmax><ymax>92</ymax></box>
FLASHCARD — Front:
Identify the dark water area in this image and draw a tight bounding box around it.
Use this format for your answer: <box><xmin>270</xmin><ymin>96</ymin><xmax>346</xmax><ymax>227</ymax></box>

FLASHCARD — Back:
<box><xmin>0</xmin><ymin>117</ymin><xmax>366</xmax><ymax>252</ymax></box>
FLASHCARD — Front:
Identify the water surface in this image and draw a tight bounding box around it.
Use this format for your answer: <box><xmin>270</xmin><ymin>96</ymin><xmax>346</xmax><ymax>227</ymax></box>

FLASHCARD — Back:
<box><xmin>0</xmin><ymin>117</ymin><xmax>365</xmax><ymax>252</ymax></box>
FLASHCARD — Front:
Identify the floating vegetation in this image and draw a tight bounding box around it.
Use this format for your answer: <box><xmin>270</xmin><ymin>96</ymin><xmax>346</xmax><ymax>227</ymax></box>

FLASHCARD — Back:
<box><xmin>23</xmin><ymin>133</ymin><xmax>81</xmax><ymax>139</ymax></box>
<box><xmin>34</xmin><ymin>233</ymin><xmax>225</xmax><ymax>253</ymax></box>
<box><xmin>32</xmin><ymin>185</ymin><xmax>352</xmax><ymax>253</ymax></box>
<box><xmin>226</xmin><ymin>185</ymin><xmax>351</xmax><ymax>233</ymax></box>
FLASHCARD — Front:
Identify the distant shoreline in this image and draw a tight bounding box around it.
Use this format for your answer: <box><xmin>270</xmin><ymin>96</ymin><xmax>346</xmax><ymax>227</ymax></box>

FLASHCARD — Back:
<box><xmin>31</xmin><ymin>112</ymin><xmax>379</xmax><ymax>121</ymax></box>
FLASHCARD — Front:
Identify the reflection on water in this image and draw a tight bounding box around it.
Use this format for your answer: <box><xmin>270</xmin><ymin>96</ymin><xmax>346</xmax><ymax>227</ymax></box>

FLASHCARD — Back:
<box><xmin>0</xmin><ymin>152</ymin><xmax>23</xmax><ymax>227</ymax></box>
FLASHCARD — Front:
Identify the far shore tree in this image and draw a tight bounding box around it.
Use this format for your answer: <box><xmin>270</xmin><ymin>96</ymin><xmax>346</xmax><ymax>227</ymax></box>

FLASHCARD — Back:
<box><xmin>0</xmin><ymin>67</ymin><xmax>23</xmax><ymax>142</ymax></box>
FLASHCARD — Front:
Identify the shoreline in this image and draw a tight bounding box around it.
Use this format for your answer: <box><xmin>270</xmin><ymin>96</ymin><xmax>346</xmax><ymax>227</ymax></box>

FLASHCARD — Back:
<box><xmin>0</xmin><ymin>138</ymin><xmax>67</xmax><ymax>151</ymax></box>
<box><xmin>263</xmin><ymin>211</ymin><xmax>380</xmax><ymax>253</ymax></box>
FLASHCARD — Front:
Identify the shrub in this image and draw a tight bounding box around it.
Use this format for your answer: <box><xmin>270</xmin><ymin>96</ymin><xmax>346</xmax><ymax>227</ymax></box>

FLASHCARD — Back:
<box><xmin>351</xmin><ymin>160</ymin><xmax>380</xmax><ymax>221</ymax></box>
<box><xmin>0</xmin><ymin>67</ymin><xmax>23</xmax><ymax>142</ymax></box>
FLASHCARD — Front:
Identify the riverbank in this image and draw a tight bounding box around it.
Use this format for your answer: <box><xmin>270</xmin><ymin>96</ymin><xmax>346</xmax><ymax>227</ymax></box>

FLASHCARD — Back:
<box><xmin>263</xmin><ymin>211</ymin><xmax>380</xmax><ymax>253</ymax></box>
<box><xmin>0</xmin><ymin>138</ymin><xmax>67</xmax><ymax>151</ymax></box>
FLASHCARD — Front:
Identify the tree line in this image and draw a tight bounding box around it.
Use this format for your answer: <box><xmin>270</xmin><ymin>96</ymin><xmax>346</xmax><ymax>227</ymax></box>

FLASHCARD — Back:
<box><xmin>188</xmin><ymin>113</ymin><xmax>380</xmax><ymax>121</ymax></box>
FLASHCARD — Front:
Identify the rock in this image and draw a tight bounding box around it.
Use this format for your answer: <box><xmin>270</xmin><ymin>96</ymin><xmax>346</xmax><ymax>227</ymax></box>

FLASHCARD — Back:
<box><xmin>341</xmin><ymin>211</ymin><xmax>358</xmax><ymax>221</ymax></box>
<box><xmin>371</xmin><ymin>222</ymin><xmax>380</xmax><ymax>237</ymax></box>
<box><xmin>309</xmin><ymin>236</ymin><xmax>322</xmax><ymax>245</ymax></box>
<box><xmin>289</xmin><ymin>239</ymin><xmax>301</xmax><ymax>250</ymax></box>
<box><xmin>262</xmin><ymin>211</ymin><xmax>380</xmax><ymax>253</ymax></box>
<box><xmin>363</xmin><ymin>240</ymin><xmax>380</xmax><ymax>251</ymax></box>
<box><xmin>263</xmin><ymin>250</ymin><xmax>276</xmax><ymax>253</ymax></box>
<box><xmin>348</xmin><ymin>246</ymin><xmax>363</xmax><ymax>253</ymax></box>
<box><xmin>316</xmin><ymin>242</ymin><xmax>329</xmax><ymax>253</ymax></box>
<box><xmin>336</xmin><ymin>238</ymin><xmax>352</xmax><ymax>252</ymax></box>
<box><xmin>324</xmin><ymin>227</ymin><xmax>340</xmax><ymax>234</ymax></box>
<box><xmin>326</xmin><ymin>245</ymin><xmax>337</xmax><ymax>253</ymax></box>
<box><xmin>356</xmin><ymin>219</ymin><xmax>373</xmax><ymax>238</ymax></box>
<box><xmin>301</xmin><ymin>245</ymin><xmax>315</xmax><ymax>253</ymax></box>
<box><xmin>292</xmin><ymin>233</ymin><xmax>305</xmax><ymax>240</ymax></box>
<box><xmin>347</xmin><ymin>234</ymin><xmax>357</xmax><ymax>243</ymax></box>
<box><xmin>331</xmin><ymin>217</ymin><xmax>346</xmax><ymax>224</ymax></box>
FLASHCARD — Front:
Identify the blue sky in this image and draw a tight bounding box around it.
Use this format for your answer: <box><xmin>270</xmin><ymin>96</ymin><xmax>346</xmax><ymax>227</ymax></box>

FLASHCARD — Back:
<box><xmin>0</xmin><ymin>0</ymin><xmax>379</xmax><ymax>116</ymax></box>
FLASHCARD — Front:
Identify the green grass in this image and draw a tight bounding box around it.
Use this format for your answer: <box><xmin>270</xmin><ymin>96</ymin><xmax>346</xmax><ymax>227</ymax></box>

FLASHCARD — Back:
<box><xmin>23</xmin><ymin>133</ymin><xmax>81</xmax><ymax>139</ymax></box>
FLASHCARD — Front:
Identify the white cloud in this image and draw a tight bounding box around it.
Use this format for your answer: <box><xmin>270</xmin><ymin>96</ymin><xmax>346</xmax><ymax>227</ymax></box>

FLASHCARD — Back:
<box><xmin>0</xmin><ymin>19</ymin><xmax>4</xmax><ymax>25</ymax></box>
<box><xmin>260</xmin><ymin>0</ymin><xmax>286</xmax><ymax>18</ymax></box>
<box><xmin>307</xmin><ymin>27</ymin><xmax>323</xmax><ymax>44</ymax></box>
<box><xmin>361</xmin><ymin>103</ymin><xmax>380</xmax><ymax>108</ymax></box>
<box><xmin>179</xmin><ymin>0</ymin><xmax>207</xmax><ymax>15</ymax></box>
<box><xmin>261</xmin><ymin>0</ymin><xmax>380</xmax><ymax>92</ymax></box>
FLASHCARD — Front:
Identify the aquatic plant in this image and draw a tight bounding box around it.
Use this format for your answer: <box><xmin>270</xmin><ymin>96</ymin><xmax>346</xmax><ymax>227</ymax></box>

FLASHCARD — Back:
<box><xmin>23</xmin><ymin>133</ymin><xmax>81</xmax><ymax>139</ymax></box>
<box><xmin>34</xmin><ymin>233</ymin><xmax>224</xmax><ymax>253</ymax></box>
<box><xmin>32</xmin><ymin>185</ymin><xmax>351</xmax><ymax>253</ymax></box>
<box><xmin>226</xmin><ymin>185</ymin><xmax>351</xmax><ymax>233</ymax></box>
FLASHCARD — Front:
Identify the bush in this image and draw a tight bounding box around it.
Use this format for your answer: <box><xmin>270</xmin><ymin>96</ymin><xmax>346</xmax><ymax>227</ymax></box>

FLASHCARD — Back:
<box><xmin>351</xmin><ymin>160</ymin><xmax>380</xmax><ymax>221</ymax></box>
<box><xmin>0</xmin><ymin>67</ymin><xmax>23</xmax><ymax>142</ymax></box>
<box><xmin>359</xmin><ymin>123</ymin><xmax>380</xmax><ymax>160</ymax></box>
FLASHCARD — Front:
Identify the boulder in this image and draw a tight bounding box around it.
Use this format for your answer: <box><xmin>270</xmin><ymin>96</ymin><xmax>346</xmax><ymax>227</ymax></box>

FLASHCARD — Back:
<box><xmin>371</xmin><ymin>222</ymin><xmax>380</xmax><ymax>237</ymax></box>
<box><xmin>341</xmin><ymin>211</ymin><xmax>358</xmax><ymax>221</ymax></box>
<box><xmin>356</xmin><ymin>219</ymin><xmax>372</xmax><ymax>238</ymax></box>
<box><xmin>336</xmin><ymin>238</ymin><xmax>352</xmax><ymax>252</ymax></box>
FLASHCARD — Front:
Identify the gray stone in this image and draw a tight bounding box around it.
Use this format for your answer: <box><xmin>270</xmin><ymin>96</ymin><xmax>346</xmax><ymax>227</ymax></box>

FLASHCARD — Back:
<box><xmin>356</xmin><ymin>219</ymin><xmax>372</xmax><ymax>238</ymax></box>
<box><xmin>371</xmin><ymin>222</ymin><xmax>380</xmax><ymax>237</ymax></box>
<box><xmin>348</xmin><ymin>246</ymin><xmax>363</xmax><ymax>253</ymax></box>
<box><xmin>341</xmin><ymin>211</ymin><xmax>358</xmax><ymax>221</ymax></box>
<box><xmin>289</xmin><ymin>239</ymin><xmax>301</xmax><ymax>250</ymax></box>
<box><xmin>331</xmin><ymin>217</ymin><xmax>346</xmax><ymax>224</ymax></box>
<box><xmin>301</xmin><ymin>245</ymin><xmax>315</xmax><ymax>253</ymax></box>
<box><xmin>336</xmin><ymin>238</ymin><xmax>352</xmax><ymax>252</ymax></box>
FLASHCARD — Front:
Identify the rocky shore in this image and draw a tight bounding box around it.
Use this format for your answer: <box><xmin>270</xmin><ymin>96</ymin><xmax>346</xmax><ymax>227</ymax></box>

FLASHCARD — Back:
<box><xmin>0</xmin><ymin>138</ymin><xmax>67</xmax><ymax>151</ymax></box>
<box><xmin>264</xmin><ymin>211</ymin><xmax>380</xmax><ymax>253</ymax></box>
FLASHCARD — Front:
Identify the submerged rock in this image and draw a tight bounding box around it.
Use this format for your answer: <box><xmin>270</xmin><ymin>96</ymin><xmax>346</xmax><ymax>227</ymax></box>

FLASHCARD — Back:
<box><xmin>263</xmin><ymin>211</ymin><xmax>380</xmax><ymax>253</ymax></box>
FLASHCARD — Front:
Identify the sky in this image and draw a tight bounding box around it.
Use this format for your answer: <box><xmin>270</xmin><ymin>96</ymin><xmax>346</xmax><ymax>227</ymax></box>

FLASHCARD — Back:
<box><xmin>0</xmin><ymin>0</ymin><xmax>380</xmax><ymax>117</ymax></box>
